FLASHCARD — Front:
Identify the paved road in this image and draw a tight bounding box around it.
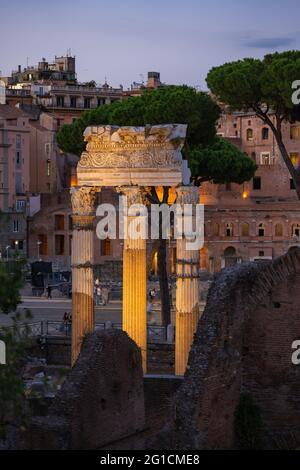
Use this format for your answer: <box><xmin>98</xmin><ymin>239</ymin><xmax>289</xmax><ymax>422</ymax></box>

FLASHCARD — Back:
<box><xmin>0</xmin><ymin>297</ymin><xmax>122</xmax><ymax>327</ymax></box>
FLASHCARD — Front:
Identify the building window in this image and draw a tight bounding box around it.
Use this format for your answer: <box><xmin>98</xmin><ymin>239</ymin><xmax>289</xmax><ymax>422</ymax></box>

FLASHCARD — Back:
<box><xmin>253</xmin><ymin>177</ymin><xmax>261</xmax><ymax>190</ymax></box>
<box><xmin>251</xmin><ymin>152</ymin><xmax>256</xmax><ymax>162</ymax></box>
<box><xmin>259</xmin><ymin>250</ymin><xmax>265</xmax><ymax>257</ymax></box>
<box><xmin>57</xmin><ymin>118</ymin><xmax>63</xmax><ymax>129</ymax></box>
<box><xmin>47</xmin><ymin>159</ymin><xmax>51</xmax><ymax>177</ymax></box>
<box><xmin>292</xmin><ymin>224</ymin><xmax>300</xmax><ymax>237</ymax></box>
<box><xmin>13</xmin><ymin>240</ymin><xmax>23</xmax><ymax>250</ymax></box>
<box><xmin>275</xmin><ymin>223</ymin><xmax>283</xmax><ymax>237</ymax></box>
<box><xmin>241</xmin><ymin>223</ymin><xmax>249</xmax><ymax>237</ymax></box>
<box><xmin>101</xmin><ymin>238</ymin><xmax>111</xmax><ymax>256</ymax></box>
<box><xmin>246</xmin><ymin>128</ymin><xmax>253</xmax><ymax>141</ymax></box>
<box><xmin>16</xmin><ymin>150</ymin><xmax>21</xmax><ymax>165</ymax></box>
<box><xmin>45</xmin><ymin>143</ymin><xmax>51</xmax><ymax>155</ymax></box>
<box><xmin>226</xmin><ymin>223</ymin><xmax>234</xmax><ymax>237</ymax></box>
<box><xmin>290</xmin><ymin>125</ymin><xmax>299</xmax><ymax>140</ymax></box>
<box><xmin>225</xmin><ymin>182</ymin><xmax>232</xmax><ymax>191</ymax></box>
<box><xmin>258</xmin><ymin>223</ymin><xmax>265</xmax><ymax>237</ymax></box>
<box><xmin>55</xmin><ymin>235</ymin><xmax>65</xmax><ymax>255</ymax></box>
<box><xmin>212</xmin><ymin>222</ymin><xmax>220</xmax><ymax>236</ymax></box>
<box><xmin>16</xmin><ymin>134</ymin><xmax>21</xmax><ymax>149</ymax></box>
<box><xmin>54</xmin><ymin>214</ymin><xmax>65</xmax><ymax>231</ymax></box>
<box><xmin>260</xmin><ymin>152</ymin><xmax>271</xmax><ymax>165</ymax></box>
<box><xmin>290</xmin><ymin>152</ymin><xmax>299</xmax><ymax>167</ymax></box>
<box><xmin>70</xmin><ymin>96</ymin><xmax>77</xmax><ymax>108</ymax></box>
<box><xmin>262</xmin><ymin>127</ymin><xmax>269</xmax><ymax>140</ymax></box>
<box><xmin>224</xmin><ymin>246</ymin><xmax>237</xmax><ymax>267</ymax></box>
<box><xmin>68</xmin><ymin>215</ymin><xmax>73</xmax><ymax>231</ymax></box>
<box><xmin>248</xmin><ymin>120</ymin><xmax>252</xmax><ymax>126</ymax></box>
<box><xmin>56</xmin><ymin>96</ymin><xmax>65</xmax><ymax>107</ymax></box>
<box><xmin>13</xmin><ymin>220</ymin><xmax>19</xmax><ymax>233</ymax></box>
<box><xmin>16</xmin><ymin>200</ymin><xmax>26</xmax><ymax>212</ymax></box>
<box><xmin>38</xmin><ymin>234</ymin><xmax>48</xmax><ymax>256</ymax></box>
<box><xmin>97</xmin><ymin>97</ymin><xmax>105</xmax><ymax>107</ymax></box>
<box><xmin>84</xmin><ymin>97</ymin><xmax>91</xmax><ymax>108</ymax></box>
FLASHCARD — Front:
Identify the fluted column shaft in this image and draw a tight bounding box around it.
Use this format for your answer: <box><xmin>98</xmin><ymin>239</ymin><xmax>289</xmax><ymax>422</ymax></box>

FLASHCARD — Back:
<box><xmin>71</xmin><ymin>187</ymin><xmax>98</xmax><ymax>366</ymax></box>
<box><xmin>175</xmin><ymin>186</ymin><xmax>200</xmax><ymax>376</ymax></box>
<box><xmin>120</xmin><ymin>187</ymin><xmax>147</xmax><ymax>373</ymax></box>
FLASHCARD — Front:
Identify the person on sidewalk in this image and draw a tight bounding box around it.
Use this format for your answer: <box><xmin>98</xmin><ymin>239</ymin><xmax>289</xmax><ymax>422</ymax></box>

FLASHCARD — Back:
<box><xmin>47</xmin><ymin>285</ymin><xmax>52</xmax><ymax>300</ymax></box>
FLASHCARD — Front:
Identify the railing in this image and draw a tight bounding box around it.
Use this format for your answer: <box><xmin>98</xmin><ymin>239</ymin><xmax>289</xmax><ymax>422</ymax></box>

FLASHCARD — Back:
<box><xmin>6</xmin><ymin>89</ymin><xmax>31</xmax><ymax>96</ymax></box>
<box><xmin>51</xmin><ymin>85</ymin><xmax>123</xmax><ymax>94</ymax></box>
<box><xmin>0</xmin><ymin>321</ymin><xmax>172</xmax><ymax>344</ymax></box>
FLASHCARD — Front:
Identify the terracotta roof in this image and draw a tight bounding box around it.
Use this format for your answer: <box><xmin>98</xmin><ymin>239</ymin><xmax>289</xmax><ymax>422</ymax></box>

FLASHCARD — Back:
<box><xmin>29</xmin><ymin>120</ymin><xmax>48</xmax><ymax>132</ymax></box>
<box><xmin>0</xmin><ymin>104</ymin><xmax>28</xmax><ymax>119</ymax></box>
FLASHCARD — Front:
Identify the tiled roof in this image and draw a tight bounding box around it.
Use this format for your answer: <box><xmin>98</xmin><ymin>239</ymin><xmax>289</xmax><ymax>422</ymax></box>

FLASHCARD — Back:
<box><xmin>0</xmin><ymin>104</ymin><xmax>28</xmax><ymax>119</ymax></box>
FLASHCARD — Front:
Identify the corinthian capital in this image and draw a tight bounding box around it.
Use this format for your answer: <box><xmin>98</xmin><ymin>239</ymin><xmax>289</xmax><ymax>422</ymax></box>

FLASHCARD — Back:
<box><xmin>70</xmin><ymin>187</ymin><xmax>100</xmax><ymax>216</ymax></box>
<box><xmin>176</xmin><ymin>185</ymin><xmax>199</xmax><ymax>205</ymax></box>
<box><xmin>116</xmin><ymin>186</ymin><xmax>146</xmax><ymax>206</ymax></box>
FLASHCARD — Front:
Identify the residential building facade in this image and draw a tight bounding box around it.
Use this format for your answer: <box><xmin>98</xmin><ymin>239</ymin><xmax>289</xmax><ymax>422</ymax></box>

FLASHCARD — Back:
<box><xmin>201</xmin><ymin>110</ymin><xmax>300</xmax><ymax>272</ymax></box>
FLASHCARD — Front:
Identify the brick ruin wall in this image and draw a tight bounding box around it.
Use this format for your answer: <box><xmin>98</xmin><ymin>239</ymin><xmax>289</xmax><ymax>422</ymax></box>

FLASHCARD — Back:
<box><xmin>28</xmin><ymin>329</ymin><xmax>145</xmax><ymax>450</ymax></box>
<box><xmin>175</xmin><ymin>249</ymin><xmax>300</xmax><ymax>450</ymax></box>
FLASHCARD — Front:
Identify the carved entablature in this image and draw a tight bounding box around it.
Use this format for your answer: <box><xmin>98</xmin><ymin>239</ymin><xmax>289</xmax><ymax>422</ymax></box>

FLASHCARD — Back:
<box><xmin>77</xmin><ymin>125</ymin><xmax>189</xmax><ymax>187</ymax></box>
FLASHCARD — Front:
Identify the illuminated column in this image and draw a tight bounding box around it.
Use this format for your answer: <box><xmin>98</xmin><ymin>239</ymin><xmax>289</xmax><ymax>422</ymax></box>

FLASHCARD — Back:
<box><xmin>120</xmin><ymin>186</ymin><xmax>147</xmax><ymax>373</ymax></box>
<box><xmin>175</xmin><ymin>186</ymin><xmax>200</xmax><ymax>376</ymax></box>
<box><xmin>70</xmin><ymin>186</ymin><xmax>99</xmax><ymax>366</ymax></box>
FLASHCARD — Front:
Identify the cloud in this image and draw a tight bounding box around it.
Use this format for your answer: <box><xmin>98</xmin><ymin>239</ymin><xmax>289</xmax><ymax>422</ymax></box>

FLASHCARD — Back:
<box><xmin>244</xmin><ymin>36</ymin><xmax>294</xmax><ymax>49</ymax></box>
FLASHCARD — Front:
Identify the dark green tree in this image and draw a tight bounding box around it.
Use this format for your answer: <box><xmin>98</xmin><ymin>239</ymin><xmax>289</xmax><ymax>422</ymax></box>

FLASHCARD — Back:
<box><xmin>206</xmin><ymin>51</ymin><xmax>300</xmax><ymax>198</ymax></box>
<box><xmin>190</xmin><ymin>137</ymin><xmax>257</xmax><ymax>185</ymax></box>
<box><xmin>0</xmin><ymin>257</ymin><xmax>31</xmax><ymax>440</ymax></box>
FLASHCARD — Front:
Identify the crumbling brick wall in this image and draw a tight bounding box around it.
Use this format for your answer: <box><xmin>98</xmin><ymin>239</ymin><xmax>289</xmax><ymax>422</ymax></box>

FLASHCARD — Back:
<box><xmin>28</xmin><ymin>329</ymin><xmax>145</xmax><ymax>449</ymax></box>
<box><xmin>175</xmin><ymin>249</ymin><xmax>300</xmax><ymax>449</ymax></box>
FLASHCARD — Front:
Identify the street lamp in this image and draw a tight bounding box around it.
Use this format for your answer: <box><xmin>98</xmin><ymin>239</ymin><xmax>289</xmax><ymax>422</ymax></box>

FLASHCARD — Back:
<box><xmin>37</xmin><ymin>240</ymin><xmax>42</xmax><ymax>260</ymax></box>
<box><xmin>5</xmin><ymin>245</ymin><xmax>10</xmax><ymax>262</ymax></box>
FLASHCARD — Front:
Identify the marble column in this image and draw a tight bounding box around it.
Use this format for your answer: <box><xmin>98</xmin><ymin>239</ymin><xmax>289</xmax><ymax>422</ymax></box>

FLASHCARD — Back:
<box><xmin>70</xmin><ymin>186</ymin><xmax>99</xmax><ymax>366</ymax></box>
<box><xmin>175</xmin><ymin>185</ymin><xmax>200</xmax><ymax>376</ymax></box>
<box><xmin>120</xmin><ymin>186</ymin><xmax>147</xmax><ymax>373</ymax></box>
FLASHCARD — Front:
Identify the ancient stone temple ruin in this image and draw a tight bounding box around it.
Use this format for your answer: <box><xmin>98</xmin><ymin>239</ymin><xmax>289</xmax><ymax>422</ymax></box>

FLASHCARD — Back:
<box><xmin>70</xmin><ymin>124</ymin><xmax>200</xmax><ymax>375</ymax></box>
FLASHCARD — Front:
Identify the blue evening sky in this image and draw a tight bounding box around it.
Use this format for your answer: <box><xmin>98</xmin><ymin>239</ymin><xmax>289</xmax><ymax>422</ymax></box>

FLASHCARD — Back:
<box><xmin>1</xmin><ymin>0</ymin><xmax>300</xmax><ymax>89</ymax></box>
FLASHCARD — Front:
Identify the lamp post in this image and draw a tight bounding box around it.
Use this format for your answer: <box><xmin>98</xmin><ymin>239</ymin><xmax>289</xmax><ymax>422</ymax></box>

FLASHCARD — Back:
<box><xmin>5</xmin><ymin>245</ymin><xmax>10</xmax><ymax>263</ymax></box>
<box><xmin>37</xmin><ymin>240</ymin><xmax>42</xmax><ymax>260</ymax></box>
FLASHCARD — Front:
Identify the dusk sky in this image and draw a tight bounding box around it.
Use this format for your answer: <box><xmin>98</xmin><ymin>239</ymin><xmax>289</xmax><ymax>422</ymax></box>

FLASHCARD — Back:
<box><xmin>1</xmin><ymin>0</ymin><xmax>300</xmax><ymax>89</ymax></box>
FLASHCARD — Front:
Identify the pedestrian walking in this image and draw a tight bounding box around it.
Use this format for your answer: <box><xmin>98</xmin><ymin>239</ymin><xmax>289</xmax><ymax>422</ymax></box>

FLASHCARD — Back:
<box><xmin>96</xmin><ymin>285</ymin><xmax>102</xmax><ymax>306</ymax></box>
<box><xmin>47</xmin><ymin>285</ymin><xmax>52</xmax><ymax>299</ymax></box>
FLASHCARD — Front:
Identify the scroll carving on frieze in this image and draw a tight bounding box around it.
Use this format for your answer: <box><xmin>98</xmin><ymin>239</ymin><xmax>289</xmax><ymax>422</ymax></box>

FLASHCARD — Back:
<box><xmin>78</xmin><ymin>124</ymin><xmax>187</xmax><ymax>170</ymax></box>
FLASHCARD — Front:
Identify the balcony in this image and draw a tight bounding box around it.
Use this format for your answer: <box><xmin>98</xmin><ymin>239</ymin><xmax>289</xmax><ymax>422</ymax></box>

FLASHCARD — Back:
<box><xmin>50</xmin><ymin>84</ymin><xmax>123</xmax><ymax>95</ymax></box>
<box><xmin>6</xmin><ymin>89</ymin><xmax>31</xmax><ymax>96</ymax></box>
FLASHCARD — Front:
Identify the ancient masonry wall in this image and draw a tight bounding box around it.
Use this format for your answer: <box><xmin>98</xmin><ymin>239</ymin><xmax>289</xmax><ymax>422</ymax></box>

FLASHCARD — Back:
<box><xmin>28</xmin><ymin>329</ymin><xmax>145</xmax><ymax>450</ymax></box>
<box><xmin>175</xmin><ymin>249</ymin><xmax>300</xmax><ymax>449</ymax></box>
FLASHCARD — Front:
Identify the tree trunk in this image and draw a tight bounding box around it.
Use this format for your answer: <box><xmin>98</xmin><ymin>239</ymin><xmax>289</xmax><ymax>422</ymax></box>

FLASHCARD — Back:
<box><xmin>256</xmin><ymin>110</ymin><xmax>300</xmax><ymax>200</ymax></box>
<box><xmin>158</xmin><ymin>235</ymin><xmax>171</xmax><ymax>326</ymax></box>
<box><xmin>146</xmin><ymin>186</ymin><xmax>171</xmax><ymax>327</ymax></box>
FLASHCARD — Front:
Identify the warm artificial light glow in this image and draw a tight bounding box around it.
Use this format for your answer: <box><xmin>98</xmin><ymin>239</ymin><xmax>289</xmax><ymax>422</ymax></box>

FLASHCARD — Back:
<box><xmin>242</xmin><ymin>191</ymin><xmax>249</xmax><ymax>200</ymax></box>
<box><xmin>70</xmin><ymin>170</ymin><xmax>78</xmax><ymax>187</ymax></box>
<box><xmin>156</xmin><ymin>186</ymin><xmax>177</xmax><ymax>204</ymax></box>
